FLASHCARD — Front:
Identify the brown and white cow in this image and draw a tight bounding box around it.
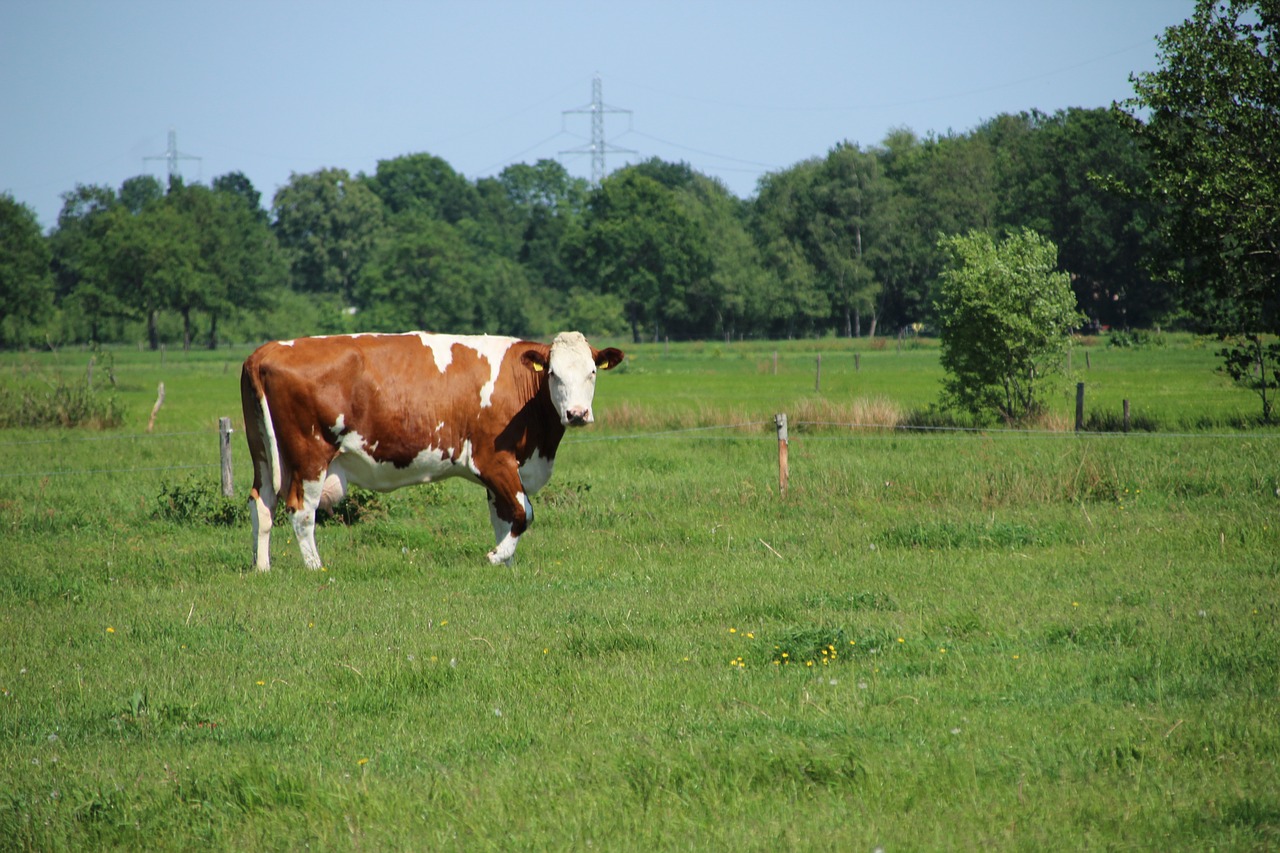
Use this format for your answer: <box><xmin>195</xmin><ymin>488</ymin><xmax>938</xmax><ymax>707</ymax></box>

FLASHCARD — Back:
<box><xmin>239</xmin><ymin>331</ymin><xmax>624</xmax><ymax>570</ymax></box>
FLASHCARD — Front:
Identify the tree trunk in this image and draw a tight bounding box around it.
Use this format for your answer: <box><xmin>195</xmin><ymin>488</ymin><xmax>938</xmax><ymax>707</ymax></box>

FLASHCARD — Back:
<box><xmin>208</xmin><ymin>313</ymin><xmax>219</xmax><ymax>350</ymax></box>
<box><xmin>147</xmin><ymin>310</ymin><xmax>160</xmax><ymax>351</ymax></box>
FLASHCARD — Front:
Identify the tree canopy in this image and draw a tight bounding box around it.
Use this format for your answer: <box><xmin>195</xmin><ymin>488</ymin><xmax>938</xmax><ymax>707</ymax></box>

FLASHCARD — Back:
<box><xmin>1118</xmin><ymin>0</ymin><xmax>1280</xmax><ymax>419</ymax></box>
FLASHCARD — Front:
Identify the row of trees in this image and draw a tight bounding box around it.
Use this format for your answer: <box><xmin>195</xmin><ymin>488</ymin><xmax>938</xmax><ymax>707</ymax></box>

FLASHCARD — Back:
<box><xmin>1</xmin><ymin>104</ymin><xmax>1161</xmax><ymax>350</ymax></box>
<box><xmin>1</xmin><ymin>0</ymin><xmax>1276</xmax><ymax>421</ymax></box>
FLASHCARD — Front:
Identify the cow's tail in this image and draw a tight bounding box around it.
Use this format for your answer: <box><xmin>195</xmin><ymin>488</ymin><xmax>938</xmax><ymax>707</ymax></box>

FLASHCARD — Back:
<box><xmin>240</xmin><ymin>355</ymin><xmax>283</xmax><ymax>501</ymax></box>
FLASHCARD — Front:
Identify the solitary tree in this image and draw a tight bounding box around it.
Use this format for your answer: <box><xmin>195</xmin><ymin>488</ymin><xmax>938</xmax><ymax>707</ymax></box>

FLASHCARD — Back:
<box><xmin>936</xmin><ymin>229</ymin><xmax>1081</xmax><ymax>424</ymax></box>
<box><xmin>1119</xmin><ymin>0</ymin><xmax>1280</xmax><ymax>421</ymax></box>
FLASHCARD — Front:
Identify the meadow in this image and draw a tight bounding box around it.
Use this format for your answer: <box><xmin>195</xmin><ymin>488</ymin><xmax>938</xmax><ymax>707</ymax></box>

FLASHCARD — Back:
<box><xmin>0</xmin><ymin>335</ymin><xmax>1277</xmax><ymax>850</ymax></box>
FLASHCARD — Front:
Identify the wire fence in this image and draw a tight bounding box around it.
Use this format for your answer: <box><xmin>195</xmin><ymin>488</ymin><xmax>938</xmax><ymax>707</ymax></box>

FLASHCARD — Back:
<box><xmin>2</xmin><ymin>416</ymin><xmax>1275</xmax><ymax>482</ymax></box>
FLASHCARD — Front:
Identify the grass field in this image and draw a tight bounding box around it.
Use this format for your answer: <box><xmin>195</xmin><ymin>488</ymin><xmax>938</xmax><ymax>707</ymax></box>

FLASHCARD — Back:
<box><xmin>1</xmin><ymin>336</ymin><xmax>1277</xmax><ymax>850</ymax></box>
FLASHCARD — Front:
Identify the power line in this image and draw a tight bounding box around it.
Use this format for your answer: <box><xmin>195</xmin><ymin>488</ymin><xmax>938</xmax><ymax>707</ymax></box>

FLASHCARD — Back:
<box><xmin>618</xmin><ymin>129</ymin><xmax>780</xmax><ymax>170</ymax></box>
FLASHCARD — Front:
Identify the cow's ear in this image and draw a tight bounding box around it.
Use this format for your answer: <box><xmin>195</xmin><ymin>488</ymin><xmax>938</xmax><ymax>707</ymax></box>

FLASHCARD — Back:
<box><xmin>521</xmin><ymin>348</ymin><xmax>550</xmax><ymax>374</ymax></box>
<box><xmin>594</xmin><ymin>348</ymin><xmax>625</xmax><ymax>371</ymax></box>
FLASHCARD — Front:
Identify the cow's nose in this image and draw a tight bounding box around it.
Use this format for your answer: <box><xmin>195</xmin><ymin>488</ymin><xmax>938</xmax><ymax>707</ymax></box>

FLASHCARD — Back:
<box><xmin>565</xmin><ymin>408</ymin><xmax>591</xmax><ymax>426</ymax></box>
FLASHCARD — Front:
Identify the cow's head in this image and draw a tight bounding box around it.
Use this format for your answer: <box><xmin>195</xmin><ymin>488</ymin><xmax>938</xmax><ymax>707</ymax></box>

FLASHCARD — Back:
<box><xmin>523</xmin><ymin>332</ymin><xmax>624</xmax><ymax>426</ymax></box>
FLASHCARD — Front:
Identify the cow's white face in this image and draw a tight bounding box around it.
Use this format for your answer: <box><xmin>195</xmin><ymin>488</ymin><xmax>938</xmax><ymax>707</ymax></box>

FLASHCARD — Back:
<box><xmin>547</xmin><ymin>332</ymin><xmax>600</xmax><ymax>426</ymax></box>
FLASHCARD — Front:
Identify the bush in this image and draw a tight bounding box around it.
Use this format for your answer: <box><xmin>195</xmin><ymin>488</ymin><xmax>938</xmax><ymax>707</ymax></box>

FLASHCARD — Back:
<box><xmin>0</xmin><ymin>361</ymin><xmax>122</xmax><ymax>429</ymax></box>
<box><xmin>935</xmin><ymin>229</ymin><xmax>1082</xmax><ymax>424</ymax></box>
<box><xmin>154</xmin><ymin>477</ymin><xmax>242</xmax><ymax>526</ymax></box>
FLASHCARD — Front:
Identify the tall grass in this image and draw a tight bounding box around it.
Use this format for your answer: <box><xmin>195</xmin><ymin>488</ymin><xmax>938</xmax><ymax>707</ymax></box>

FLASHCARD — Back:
<box><xmin>0</xmin><ymin>337</ymin><xmax>1277</xmax><ymax>849</ymax></box>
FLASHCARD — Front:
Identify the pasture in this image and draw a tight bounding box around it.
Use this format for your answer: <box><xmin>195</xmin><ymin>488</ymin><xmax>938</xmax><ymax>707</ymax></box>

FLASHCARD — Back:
<box><xmin>1</xmin><ymin>336</ymin><xmax>1277</xmax><ymax>850</ymax></box>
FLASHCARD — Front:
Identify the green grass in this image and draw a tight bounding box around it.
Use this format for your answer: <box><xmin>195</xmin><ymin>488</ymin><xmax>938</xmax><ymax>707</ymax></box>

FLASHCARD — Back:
<box><xmin>1</xmin><ymin>337</ymin><xmax>1278</xmax><ymax>849</ymax></box>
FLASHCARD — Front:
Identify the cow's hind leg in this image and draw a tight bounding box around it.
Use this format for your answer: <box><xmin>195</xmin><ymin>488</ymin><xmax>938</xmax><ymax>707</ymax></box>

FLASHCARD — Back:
<box><xmin>289</xmin><ymin>475</ymin><xmax>327</xmax><ymax>570</ymax></box>
<box><xmin>249</xmin><ymin>486</ymin><xmax>276</xmax><ymax>571</ymax></box>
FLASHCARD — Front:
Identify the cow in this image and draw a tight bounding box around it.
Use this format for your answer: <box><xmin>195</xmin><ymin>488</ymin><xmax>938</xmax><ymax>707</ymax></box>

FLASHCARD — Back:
<box><xmin>239</xmin><ymin>331</ymin><xmax>624</xmax><ymax>571</ymax></box>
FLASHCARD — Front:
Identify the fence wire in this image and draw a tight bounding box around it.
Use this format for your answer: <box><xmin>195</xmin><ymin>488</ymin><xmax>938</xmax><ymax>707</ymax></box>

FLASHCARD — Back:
<box><xmin>1</xmin><ymin>418</ymin><xmax>1275</xmax><ymax>481</ymax></box>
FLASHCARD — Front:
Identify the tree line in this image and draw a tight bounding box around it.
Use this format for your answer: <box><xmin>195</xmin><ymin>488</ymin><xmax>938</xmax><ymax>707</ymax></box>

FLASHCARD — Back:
<box><xmin>0</xmin><ymin>106</ymin><xmax>1163</xmax><ymax>350</ymax></box>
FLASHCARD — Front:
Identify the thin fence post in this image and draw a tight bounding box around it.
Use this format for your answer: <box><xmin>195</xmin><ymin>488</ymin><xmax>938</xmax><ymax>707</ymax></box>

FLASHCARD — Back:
<box><xmin>773</xmin><ymin>351</ymin><xmax>778</xmax><ymax>375</ymax></box>
<box><xmin>1086</xmin><ymin>351</ymin><xmax>1091</xmax><ymax>370</ymax></box>
<box><xmin>146</xmin><ymin>382</ymin><xmax>165</xmax><ymax>433</ymax></box>
<box><xmin>1123</xmin><ymin>399</ymin><xmax>1131</xmax><ymax>434</ymax></box>
<box><xmin>855</xmin><ymin>352</ymin><xmax>860</xmax><ymax>373</ymax></box>
<box><xmin>1075</xmin><ymin>383</ymin><xmax>1085</xmax><ymax>432</ymax></box>
<box><xmin>775</xmin><ymin>413</ymin><xmax>789</xmax><ymax>497</ymax></box>
<box><xmin>815</xmin><ymin>354</ymin><xmax>822</xmax><ymax>392</ymax></box>
<box><xmin>219</xmin><ymin>417</ymin><xmax>234</xmax><ymax>497</ymax></box>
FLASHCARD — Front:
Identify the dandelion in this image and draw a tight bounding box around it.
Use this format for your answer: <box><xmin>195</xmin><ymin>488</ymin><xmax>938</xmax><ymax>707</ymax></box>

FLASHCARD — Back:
<box><xmin>897</xmin><ymin>637</ymin><xmax>905</xmax><ymax>644</ymax></box>
<box><xmin>729</xmin><ymin>628</ymin><xmax>737</xmax><ymax>634</ymax></box>
<box><xmin>106</xmin><ymin>627</ymin><xmax>115</xmax><ymax>634</ymax></box>
<box><xmin>357</xmin><ymin>757</ymin><xmax>369</xmax><ymax>766</ymax></box>
<box><xmin>746</xmin><ymin>632</ymin><xmax>755</xmax><ymax>639</ymax></box>
<box><xmin>256</xmin><ymin>680</ymin><xmax>265</xmax><ymax>686</ymax></box>
<box><xmin>939</xmin><ymin>648</ymin><xmax>947</xmax><ymax>654</ymax></box>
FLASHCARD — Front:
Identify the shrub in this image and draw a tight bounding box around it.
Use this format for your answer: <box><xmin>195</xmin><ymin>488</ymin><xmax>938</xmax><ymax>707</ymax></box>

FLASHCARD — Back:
<box><xmin>154</xmin><ymin>477</ymin><xmax>241</xmax><ymax>526</ymax></box>
<box><xmin>0</xmin><ymin>361</ymin><xmax>122</xmax><ymax>429</ymax></box>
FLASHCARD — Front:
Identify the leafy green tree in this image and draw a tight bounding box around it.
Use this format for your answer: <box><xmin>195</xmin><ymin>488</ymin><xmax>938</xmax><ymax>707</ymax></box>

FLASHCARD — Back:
<box><xmin>0</xmin><ymin>194</ymin><xmax>54</xmax><ymax>348</ymax></box>
<box><xmin>988</xmin><ymin>108</ymin><xmax>1165</xmax><ymax>328</ymax></box>
<box><xmin>1119</xmin><ymin>0</ymin><xmax>1280</xmax><ymax>421</ymax></box>
<box><xmin>882</xmin><ymin>131</ymin><xmax>998</xmax><ymax>331</ymax></box>
<box><xmin>48</xmin><ymin>184</ymin><xmax>124</xmax><ymax>344</ymax></box>
<box><xmin>811</xmin><ymin>143</ymin><xmax>886</xmax><ymax>337</ymax></box>
<box><xmin>355</xmin><ymin>213</ymin><xmax>536</xmax><ymax>335</ymax></box>
<box><xmin>368</xmin><ymin>153</ymin><xmax>478</xmax><ymax>223</ymax></box>
<box><xmin>119</xmin><ymin>175</ymin><xmax>164</xmax><ymax>214</ymax></box>
<box><xmin>272</xmin><ymin>168</ymin><xmax>386</xmax><ymax>304</ymax></box>
<box><xmin>99</xmin><ymin>194</ymin><xmax>197</xmax><ymax>350</ymax></box>
<box><xmin>172</xmin><ymin>179</ymin><xmax>285</xmax><ymax>348</ymax></box>
<box><xmin>497</xmin><ymin>160</ymin><xmax>588</xmax><ymax>296</ymax></box>
<box><xmin>752</xmin><ymin>161</ymin><xmax>829</xmax><ymax>337</ymax></box>
<box><xmin>212</xmin><ymin>170</ymin><xmax>270</xmax><ymax>225</ymax></box>
<box><xmin>630</xmin><ymin>158</ymin><xmax>771</xmax><ymax>340</ymax></box>
<box><xmin>935</xmin><ymin>229</ymin><xmax>1082</xmax><ymax>423</ymax></box>
<box><xmin>565</xmin><ymin>169</ymin><xmax>711</xmax><ymax>343</ymax></box>
<box><xmin>870</xmin><ymin>128</ymin><xmax>936</xmax><ymax>331</ymax></box>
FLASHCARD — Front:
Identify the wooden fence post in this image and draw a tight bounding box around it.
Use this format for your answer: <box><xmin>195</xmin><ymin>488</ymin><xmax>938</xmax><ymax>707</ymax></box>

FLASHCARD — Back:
<box><xmin>815</xmin><ymin>354</ymin><xmax>822</xmax><ymax>392</ymax></box>
<box><xmin>1075</xmin><ymin>383</ymin><xmax>1085</xmax><ymax>432</ymax></box>
<box><xmin>773</xmin><ymin>351</ymin><xmax>778</xmax><ymax>375</ymax></box>
<box><xmin>855</xmin><ymin>352</ymin><xmax>861</xmax><ymax>373</ymax></box>
<box><xmin>146</xmin><ymin>382</ymin><xmax>165</xmax><ymax>433</ymax></box>
<box><xmin>219</xmin><ymin>417</ymin><xmax>234</xmax><ymax>497</ymax></box>
<box><xmin>1123</xmin><ymin>399</ymin><xmax>1131</xmax><ymax>433</ymax></box>
<box><xmin>775</xmin><ymin>413</ymin><xmax>789</xmax><ymax>497</ymax></box>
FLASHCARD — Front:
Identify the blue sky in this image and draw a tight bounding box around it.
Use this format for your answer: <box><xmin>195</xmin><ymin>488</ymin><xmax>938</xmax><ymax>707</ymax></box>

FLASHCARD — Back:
<box><xmin>1</xmin><ymin>0</ymin><xmax>1195</xmax><ymax>230</ymax></box>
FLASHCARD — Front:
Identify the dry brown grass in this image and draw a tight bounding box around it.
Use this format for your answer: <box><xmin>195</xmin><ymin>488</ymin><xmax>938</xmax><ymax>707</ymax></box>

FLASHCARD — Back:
<box><xmin>598</xmin><ymin>396</ymin><xmax>908</xmax><ymax>434</ymax></box>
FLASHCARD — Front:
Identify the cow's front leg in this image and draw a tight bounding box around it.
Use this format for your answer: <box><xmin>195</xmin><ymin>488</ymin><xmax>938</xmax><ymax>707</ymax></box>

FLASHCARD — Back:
<box><xmin>484</xmin><ymin>467</ymin><xmax>532</xmax><ymax>566</ymax></box>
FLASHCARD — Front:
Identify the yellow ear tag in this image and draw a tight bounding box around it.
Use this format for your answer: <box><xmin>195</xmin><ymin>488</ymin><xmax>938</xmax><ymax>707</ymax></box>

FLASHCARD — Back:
<box><xmin>532</xmin><ymin>362</ymin><xmax>544</xmax><ymax>372</ymax></box>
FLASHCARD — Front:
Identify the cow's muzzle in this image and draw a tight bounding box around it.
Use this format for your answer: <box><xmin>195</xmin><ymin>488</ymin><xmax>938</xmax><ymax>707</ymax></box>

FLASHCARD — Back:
<box><xmin>565</xmin><ymin>408</ymin><xmax>592</xmax><ymax>427</ymax></box>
